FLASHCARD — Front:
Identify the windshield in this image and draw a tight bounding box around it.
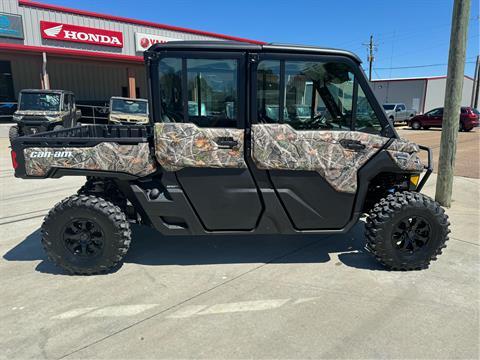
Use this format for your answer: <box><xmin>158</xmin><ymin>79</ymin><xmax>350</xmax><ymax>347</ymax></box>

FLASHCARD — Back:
<box><xmin>383</xmin><ymin>104</ymin><xmax>395</xmax><ymax>110</ymax></box>
<box><xmin>472</xmin><ymin>108</ymin><xmax>480</xmax><ymax>116</ymax></box>
<box><xmin>295</xmin><ymin>106</ymin><xmax>311</xmax><ymax>117</ymax></box>
<box><xmin>19</xmin><ymin>93</ymin><xmax>60</xmax><ymax>111</ymax></box>
<box><xmin>111</xmin><ymin>99</ymin><xmax>148</xmax><ymax>114</ymax></box>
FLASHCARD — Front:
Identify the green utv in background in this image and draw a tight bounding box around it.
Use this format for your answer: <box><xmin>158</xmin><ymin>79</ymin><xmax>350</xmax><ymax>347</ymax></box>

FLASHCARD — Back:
<box><xmin>10</xmin><ymin>89</ymin><xmax>81</xmax><ymax>141</ymax></box>
<box><xmin>9</xmin><ymin>41</ymin><xmax>450</xmax><ymax>275</ymax></box>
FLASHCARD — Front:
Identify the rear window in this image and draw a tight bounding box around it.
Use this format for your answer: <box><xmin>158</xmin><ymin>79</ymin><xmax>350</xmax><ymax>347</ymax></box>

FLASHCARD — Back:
<box><xmin>471</xmin><ymin>108</ymin><xmax>480</xmax><ymax>115</ymax></box>
<box><xmin>383</xmin><ymin>104</ymin><xmax>395</xmax><ymax>110</ymax></box>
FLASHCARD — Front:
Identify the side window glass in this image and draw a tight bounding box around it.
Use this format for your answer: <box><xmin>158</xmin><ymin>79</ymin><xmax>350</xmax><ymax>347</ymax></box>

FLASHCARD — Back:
<box><xmin>355</xmin><ymin>85</ymin><xmax>382</xmax><ymax>134</ymax></box>
<box><xmin>257</xmin><ymin>60</ymin><xmax>280</xmax><ymax>123</ymax></box>
<box><xmin>256</xmin><ymin>60</ymin><xmax>354</xmax><ymax>131</ymax></box>
<box><xmin>285</xmin><ymin>61</ymin><xmax>352</xmax><ymax>130</ymax></box>
<box><xmin>187</xmin><ymin>59</ymin><xmax>237</xmax><ymax>128</ymax></box>
<box><xmin>159</xmin><ymin>58</ymin><xmax>183</xmax><ymax>123</ymax></box>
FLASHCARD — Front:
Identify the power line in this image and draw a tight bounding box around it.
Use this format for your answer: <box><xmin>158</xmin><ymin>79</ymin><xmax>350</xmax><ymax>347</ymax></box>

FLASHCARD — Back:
<box><xmin>375</xmin><ymin>61</ymin><xmax>476</xmax><ymax>70</ymax></box>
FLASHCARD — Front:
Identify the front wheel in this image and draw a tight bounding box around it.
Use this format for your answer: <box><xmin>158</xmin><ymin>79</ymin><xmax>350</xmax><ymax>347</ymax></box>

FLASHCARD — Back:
<box><xmin>365</xmin><ymin>192</ymin><xmax>450</xmax><ymax>270</ymax></box>
<box><xmin>41</xmin><ymin>194</ymin><xmax>131</xmax><ymax>275</ymax></box>
<box><xmin>53</xmin><ymin>124</ymin><xmax>64</xmax><ymax>131</ymax></box>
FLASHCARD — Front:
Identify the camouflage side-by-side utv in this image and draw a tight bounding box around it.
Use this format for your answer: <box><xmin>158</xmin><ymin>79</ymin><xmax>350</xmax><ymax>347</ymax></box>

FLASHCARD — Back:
<box><xmin>9</xmin><ymin>89</ymin><xmax>81</xmax><ymax>141</ymax></box>
<box><xmin>10</xmin><ymin>41</ymin><xmax>450</xmax><ymax>275</ymax></box>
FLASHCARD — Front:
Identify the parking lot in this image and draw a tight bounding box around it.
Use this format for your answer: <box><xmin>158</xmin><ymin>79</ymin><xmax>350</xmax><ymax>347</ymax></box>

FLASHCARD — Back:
<box><xmin>0</xmin><ymin>130</ymin><xmax>479</xmax><ymax>359</ymax></box>
<box><xmin>397</xmin><ymin>126</ymin><xmax>480</xmax><ymax>179</ymax></box>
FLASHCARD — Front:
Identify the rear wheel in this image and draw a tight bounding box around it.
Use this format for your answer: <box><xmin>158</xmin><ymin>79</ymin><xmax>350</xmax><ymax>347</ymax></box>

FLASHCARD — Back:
<box><xmin>365</xmin><ymin>191</ymin><xmax>450</xmax><ymax>270</ymax></box>
<box><xmin>8</xmin><ymin>125</ymin><xmax>20</xmax><ymax>141</ymax></box>
<box><xmin>41</xmin><ymin>194</ymin><xmax>131</xmax><ymax>275</ymax></box>
<box><xmin>411</xmin><ymin>120</ymin><xmax>421</xmax><ymax>130</ymax></box>
<box><xmin>53</xmin><ymin>125</ymin><xmax>64</xmax><ymax>131</ymax></box>
<box><xmin>459</xmin><ymin>122</ymin><xmax>471</xmax><ymax>132</ymax></box>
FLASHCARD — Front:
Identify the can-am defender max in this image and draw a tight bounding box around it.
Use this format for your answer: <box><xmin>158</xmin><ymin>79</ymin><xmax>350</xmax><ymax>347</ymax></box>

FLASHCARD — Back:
<box><xmin>10</xmin><ymin>89</ymin><xmax>80</xmax><ymax>141</ymax></box>
<box><xmin>10</xmin><ymin>42</ymin><xmax>449</xmax><ymax>275</ymax></box>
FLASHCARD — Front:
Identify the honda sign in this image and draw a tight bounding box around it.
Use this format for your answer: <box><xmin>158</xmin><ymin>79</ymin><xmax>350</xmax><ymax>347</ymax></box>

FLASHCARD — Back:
<box><xmin>134</xmin><ymin>32</ymin><xmax>182</xmax><ymax>52</ymax></box>
<box><xmin>40</xmin><ymin>21</ymin><xmax>123</xmax><ymax>48</ymax></box>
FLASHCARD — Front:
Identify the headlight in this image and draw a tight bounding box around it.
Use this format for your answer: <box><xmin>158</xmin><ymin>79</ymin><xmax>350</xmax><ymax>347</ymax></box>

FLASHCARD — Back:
<box><xmin>12</xmin><ymin>115</ymin><xmax>22</xmax><ymax>122</ymax></box>
<box><xmin>45</xmin><ymin>116</ymin><xmax>62</xmax><ymax>122</ymax></box>
<box><xmin>410</xmin><ymin>174</ymin><xmax>420</xmax><ymax>187</ymax></box>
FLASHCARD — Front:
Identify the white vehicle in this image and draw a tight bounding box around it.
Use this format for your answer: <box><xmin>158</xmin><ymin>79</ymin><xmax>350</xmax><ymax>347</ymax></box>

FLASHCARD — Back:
<box><xmin>382</xmin><ymin>103</ymin><xmax>416</xmax><ymax>124</ymax></box>
<box><xmin>108</xmin><ymin>97</ymin><xmax>149</xmax><ymax>124</ymax></box>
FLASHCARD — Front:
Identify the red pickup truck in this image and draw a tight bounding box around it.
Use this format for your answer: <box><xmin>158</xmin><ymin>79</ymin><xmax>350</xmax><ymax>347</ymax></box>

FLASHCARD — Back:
<box><xmin>407</xmin><ymin>107</ymin><xmax>479</xmax><ymax>131</ymax></box>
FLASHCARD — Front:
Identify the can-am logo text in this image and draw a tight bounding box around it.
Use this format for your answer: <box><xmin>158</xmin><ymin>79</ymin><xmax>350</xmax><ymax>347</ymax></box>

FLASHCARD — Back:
<box><xmin>40</xmin><ymin>21</ymin><xmax>123</xmax><ymax>48</ymax></box>
<box><xmin>29</xmin><ymin>150</ymin><xmax>73</xmax><ymax>159</ymax></box>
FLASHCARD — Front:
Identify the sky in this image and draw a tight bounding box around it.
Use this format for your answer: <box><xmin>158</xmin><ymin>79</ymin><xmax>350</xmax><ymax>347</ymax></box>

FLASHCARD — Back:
<box><xmin>42</xmin><ymin>0</ymin><xmax>479</xmax><ymax>79</ymax></box>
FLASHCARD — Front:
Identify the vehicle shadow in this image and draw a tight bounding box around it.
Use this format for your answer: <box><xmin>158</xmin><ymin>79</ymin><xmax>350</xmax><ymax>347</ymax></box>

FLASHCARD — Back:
<box><xmin>2</xmin><ymin>221</ymin><xmax>386</xmax><ymax>275</ymax></box>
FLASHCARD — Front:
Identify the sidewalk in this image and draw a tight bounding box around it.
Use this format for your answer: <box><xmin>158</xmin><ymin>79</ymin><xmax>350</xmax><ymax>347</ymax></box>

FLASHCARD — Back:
<box><xmin>422</xmin><ymin>173</ymin><xmax>479</xmax><ymax>246</ymax></box>
<box><xmin>0</xmin><ymin>137</ymin><xmax>479</xmax><ymax>358</ymax></box>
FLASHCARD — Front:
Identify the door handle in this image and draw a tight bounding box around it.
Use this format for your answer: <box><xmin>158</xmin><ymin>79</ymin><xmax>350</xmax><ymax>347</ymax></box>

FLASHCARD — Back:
<box><xmin>340</xmin><ymin>139</ymin><xmax>366</xmax><ymax>151</ymax></box>
<box><xmin>215</xmin><ymin>136</ymin><xmax>239</xmax><ymax>149</ymax></box>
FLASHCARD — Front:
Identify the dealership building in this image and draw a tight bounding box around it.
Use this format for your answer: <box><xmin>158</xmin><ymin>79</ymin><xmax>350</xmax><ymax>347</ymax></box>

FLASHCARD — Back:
<box><xmin>0</xmin><ymin>0</ymin><xmax>261</xmax><ymax>107</ymax></box>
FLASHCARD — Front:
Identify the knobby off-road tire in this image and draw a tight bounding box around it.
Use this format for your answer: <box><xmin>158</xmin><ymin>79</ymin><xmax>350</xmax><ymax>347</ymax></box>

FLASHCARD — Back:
<box><xmin>41</xmin><ymin>194</ymin><xmax>131</xmax><ymax>275</ymax></box>
<box><xmin>9</xmin><ymin>125</ymin><xmax>20</xmax><ymax>142</ymax></box>
<box><xmin>365</xmin><ymin>191</ymin><xmax>450</xmax><ymax>270</ymax></box>
<box><xmin>77</xmin><ymin>178</ymin><xmax>128</xmax><ymax>213</ymax></box>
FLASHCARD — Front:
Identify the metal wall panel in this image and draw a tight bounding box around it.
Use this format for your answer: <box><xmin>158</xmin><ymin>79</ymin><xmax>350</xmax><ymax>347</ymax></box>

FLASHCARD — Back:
<box><xmin>0</xmin><ymin>0</ymin><xmax>223</xmax><ymax>56</ymax></box>
<box><xmin>371</xmin><ymin>79</ymin><xmax>426</xmax><ymax>113</ymax></box>
<box><xmin>424</xmin><ymin>77</ymin><xmax>474</xmax><ymax>112</ymax></box>
<box><xmin>0</xmin><ymin>52</ymin><xmax>42</xmax><ymax>98</ymax></box>
<box><xmin>46</xmin><ymin>57</ymin><xmax>146</xmax><ymax>101</ymax></box>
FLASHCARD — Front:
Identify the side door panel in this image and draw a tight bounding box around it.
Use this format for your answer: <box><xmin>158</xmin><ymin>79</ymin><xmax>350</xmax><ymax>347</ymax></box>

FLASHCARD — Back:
<box><xmin>154</xmin><ymin>123</ymin><xmax>246</xmax><ymax>171</ymax></box>
<box><xmin>249</xmin><ymin>53</ymin><xmax>397</xmax><ymax>231</ymax></box>
<box><xmin>251</xmin><ymin>124</ymin><xmax>388</xmax><ymax>229</ymax></box>
<box><xmin>154</xmin><ymin>123</ymin><xmax>261</xmax><ymax>231</ymax></box>
<box><xmin>153</xmin><ymin>52</ymin><xmax>263</xmax><ymax>231</ymax></box>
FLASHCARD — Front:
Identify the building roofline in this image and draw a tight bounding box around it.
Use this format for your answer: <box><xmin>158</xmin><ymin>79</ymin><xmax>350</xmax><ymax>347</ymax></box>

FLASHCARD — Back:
<box><xmin>371</xmin><ymin>74</ymin><xmax>474</xmax><ymax>82</ymax></box>
<box><xmin>0</xmin><ymin>42</ymin><xmax>144</xmax><ymax>62</ymax></box>
<box><xmin>371</xmin><ymin>75</ymin><xmax>447</xmax><ymax>82</ymax></box>
<box><xmin>18</xmin><ymin>0</ymin><xmax>265</xmax><ymax>45</ymax></box>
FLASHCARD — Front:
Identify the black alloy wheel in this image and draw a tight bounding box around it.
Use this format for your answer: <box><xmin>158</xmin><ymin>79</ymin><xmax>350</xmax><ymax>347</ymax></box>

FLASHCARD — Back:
<box><xmin>63</xmin><ymin>218</ymin><xmax>104</xmax><ymax>258</ymax></box>
<box><xmin>392</xmin><ymin>216</ymin><xmax>431</xmax><ymax>254</ymax></box>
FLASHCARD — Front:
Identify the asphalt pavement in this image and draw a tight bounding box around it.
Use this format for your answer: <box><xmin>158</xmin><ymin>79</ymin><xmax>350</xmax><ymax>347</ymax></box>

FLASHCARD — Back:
<box><xmin>397</xmin><ymin>127</ymin><xmax>480</xmax><ymax>179</ymax></box>
<box><xmin>0</xmin><ymin>135</ymin><xmax>479</xmax><ymax>359</ymax></box>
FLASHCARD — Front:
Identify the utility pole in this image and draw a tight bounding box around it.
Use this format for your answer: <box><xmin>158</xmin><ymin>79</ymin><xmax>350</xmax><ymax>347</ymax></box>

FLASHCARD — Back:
<box><xmin>435</xmin><ymin>0</ymin><xmax>471</xmax><ymax>207</ymax></box>
<box><xmin>471</xmin><ymin>55</ymin><xmax>480</xmax><ymax>108</ymax></box>
<box><xmin>363</xmin><ymin>35</ymin><xmax>376</xmax><ymax>82</ymax></box>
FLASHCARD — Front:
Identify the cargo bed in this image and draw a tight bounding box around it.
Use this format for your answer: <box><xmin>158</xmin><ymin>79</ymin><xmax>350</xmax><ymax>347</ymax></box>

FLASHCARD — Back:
<box><xmin>11</xmin><ymin>124</ymin><xmax>157</xmax><ymax>179</ymax></box>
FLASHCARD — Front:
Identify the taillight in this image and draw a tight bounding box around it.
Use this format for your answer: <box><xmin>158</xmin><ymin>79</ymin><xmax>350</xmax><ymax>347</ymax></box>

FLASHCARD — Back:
<box><xmin>11</xmin><ymin>150</ymin><xmax>18</xmax><ymax>169</ymax></box>
<box><xmin>468</xmin><ymin>113</ymin><xmax>478</xmax><ymax>119</ymax></box>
